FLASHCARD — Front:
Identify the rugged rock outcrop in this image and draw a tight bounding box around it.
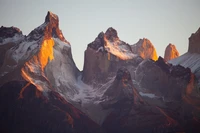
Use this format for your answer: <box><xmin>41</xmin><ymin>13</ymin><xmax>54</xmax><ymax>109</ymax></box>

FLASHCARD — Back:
<box><xmin>0</xmin><ymin>26</ymin><xmax>22</xmax><ymax>39</ymax></box>
<box><xmin>82</xmin><ymin>27</ymin><xmax>142</xmax><ymax>85</ymax></box>
<box><xmin>188</xmin><ymin>27</ymin><xmax>200</xmax><ymax>53</ymax></box>
<box><xmin>100</xmin><ymin>68</ymin><xmax>143</xmax><ymax>109</ymax></box>
<box><xmin>164</xmin><ymin>43</ymin><xmax>179</xmax><ymax>61</ymax></box>
<box><xmin>131</xmin><ymin>38</ymin><xmax>158</xmax><ymax>61</ymax></box>
<box><xmin>135</xmin><ymin>56</ymin><xmax>194</xmax><ymax>101</ymax></box>
<box><xmin>102</xmin><ymin>66</ymin><xmax>192</xmax><ymax>133</ymax></box>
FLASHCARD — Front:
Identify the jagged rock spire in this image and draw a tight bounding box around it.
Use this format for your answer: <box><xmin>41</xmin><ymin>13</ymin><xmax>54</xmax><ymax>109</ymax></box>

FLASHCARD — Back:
<box><xmin>131</xmin><ymin>38</ymin><xmax>158</xmax><ymax>61</ymax></box>
<box><xmin>105</xmin><ymin>27</ymin><xmax>119</xmax><ymax>41</ymax></box>
<box><xmin>164</xmin><ymin>43</ymin><xmax>179</xmax><ymax>61</ymax></box>
<box><xmin>45</xmin><ymin>11</ymin><xmax>59</xmax><ymax>26</ymax></box>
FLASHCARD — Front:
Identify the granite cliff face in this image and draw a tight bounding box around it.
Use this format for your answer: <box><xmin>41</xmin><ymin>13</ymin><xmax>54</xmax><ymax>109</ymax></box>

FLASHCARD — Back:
<box><xmin>188</xmin><ymin>27</ymin><xmax>200</xmax><ymax>53</ymax></box>
<box><xmin>82</xmin><ymin>27</ymin><xmax>142</xmax><ymax>85</ymax></box>
<box><xmin>131</xmin><ymin>38</ymin><xmax>158</xmax><ymax>61</ymax></box>
<box><xmin>164</xmin><ymin>43</ymin><xmax>179</xmax><ymax>61</ymax></box>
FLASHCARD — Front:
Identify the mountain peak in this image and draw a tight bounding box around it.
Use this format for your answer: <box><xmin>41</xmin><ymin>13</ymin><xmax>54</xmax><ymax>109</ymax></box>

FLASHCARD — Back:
<box><xmin>105</xmin><ymin>27</ymin><xmax>118</xmax><ymax>41</ymax></box>
<box><xmin>27</xmin><ymin>11</ymin><xmax>68</xmax><ymax>43</ymax></box>
<box><xmin>164</xmin><ymin>43</ymin><xmax>179</xmax><ymax>62</ymax></box>
<box><xmin>45</xmin><ymin>11</ymin><xmax>59</xmax><ymax>24</ymax></box>
<box><xmin>131</xmin><ymin>38</ymin><xmax>158</xmax><ymax>61</ymax></box>
<box><xmin>188</xmin><ymin>27</ymin><xmax>200</xmax><ymax>53</ymax></box>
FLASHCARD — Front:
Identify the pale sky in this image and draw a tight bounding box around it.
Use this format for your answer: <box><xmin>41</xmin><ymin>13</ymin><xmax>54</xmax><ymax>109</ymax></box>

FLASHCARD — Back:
<box><xmin>0</xmin><ymin>0</ymin><xmax>200</xmax><ymax>70</ymax></box>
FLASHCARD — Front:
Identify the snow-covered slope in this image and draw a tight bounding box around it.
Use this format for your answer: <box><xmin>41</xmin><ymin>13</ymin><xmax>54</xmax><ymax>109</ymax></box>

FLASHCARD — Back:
<box><xmin>169</xmin><ymin>53</ymin><xmax>200</xmax><ymax>80</ymax></box>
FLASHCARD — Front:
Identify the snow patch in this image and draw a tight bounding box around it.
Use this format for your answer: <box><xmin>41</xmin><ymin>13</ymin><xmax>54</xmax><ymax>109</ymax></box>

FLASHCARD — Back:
<box><xmin>104</xmin><ymin>39</ymin><xmax>136</xmax><ymax>60</ymax></box>
<box><xmin>53</xmin><ymin>38</ymin><xmax>70</xmax><ymax>49</ymax></box>
<box><xmin>0</xmin><ymin>34</ymin><xmax>24</xmax><ymax>45</ymax></box>
<box><xmin>96</xmin><ymin>46</ymin><xmax>104</xmax><ymax>53</ymax></box>
<box><xmin>10</xmin><ymin>40</ymin><xmax>38</xmax><ymax>63</ymax></box>
<box><xmin>169</xmin><ymin>52</ymin><xmax>200</xmax><ymax>73</ymax></box>
<box><xmin>139</xmin><ymin>92</ymin><xmax>158</xmax><ymax>98</ymax></box>
<box><xmin>73</xmin><ymin>75</ymin><xmax>95</xmax><ymax>103</ymax></box>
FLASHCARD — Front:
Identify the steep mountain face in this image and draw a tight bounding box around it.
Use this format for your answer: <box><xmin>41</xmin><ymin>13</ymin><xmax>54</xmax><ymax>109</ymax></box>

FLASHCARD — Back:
<box><xmin>188</xmin><ymin>27</ymin><xmax>200</xmax><ymax>53</ymax></box>
<box><xmin>0</xmin><ymin>11</ymin><xmax>80</xmax><ymax>100</ymax></box>
<box><xmin>102</xmin><ymin>66</ymin><xmax>197</xmax><ymax>133</ymax></box>
<box><xmin>131</xmin><ymin>38</ymin><xmax>158</xmax><ymax>61</ymax></box>
<box><xmin>82</xmin><ymin>27</ymin><xmax>142</xmax><ymax>85</ymax></box>
<box><xmin>169</xmin><ymin>27</ymin><xmax>200</xmax><ymax>87</ymax></box>
<box><xmin>99</xmin><ymin>67</ymin><xmax>143</xmax><ymax>109</ymax></box>
<box><xmin>135</xmin><ymin>56</ymin><xmax>194</xmax><ymax>101</ymax></box>
<box><xmin>164</xmin><ymin>43</ymin><xmax>179</xmax><ymax>61</ymax></box>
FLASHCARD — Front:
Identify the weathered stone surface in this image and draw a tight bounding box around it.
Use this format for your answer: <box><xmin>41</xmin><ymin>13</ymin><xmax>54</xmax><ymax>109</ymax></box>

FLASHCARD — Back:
<box><xmin>131</xmin><ymin>38</ymin><xmax>158</xmax><ymax>61</ymax></box>
<box><xmin>188</xmin><ymin>27</ymin><xmax>200</xmax><ymax>53</ymax></box>
<box><xmin>164</xmin><ymin>43</ymin><xmax>179</xmax><ymax>61</ymax></box>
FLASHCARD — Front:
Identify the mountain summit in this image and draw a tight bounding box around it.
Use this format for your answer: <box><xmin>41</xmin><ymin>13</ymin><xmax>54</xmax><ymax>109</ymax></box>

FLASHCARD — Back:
<box><xmin>45</xmin><ymin>11</ymin><xmax>59</xmax><ymax>23</ymax></box>
<box><xmin>28</xmin><ymin>11</ymin><xmax>67</xmax><ymax>43</ymax></box>
<box><xmin>104</xmin><ymin>27</ymin><xmax>119</xmax><ymax>41</ymax></box>
<box><xmin>164</xmin><ymin>43</ymin><xmax>179</xmax><ymax>61</ymax></box>
<box><xmin>131</xmin><ymin>38</ymin><xmax>158</xmax><ymax>61</ymax></box>
<box><xmin>82</xmin><ymin>27</ymin><xmax>137</xmax><ymax>84</ymax></box>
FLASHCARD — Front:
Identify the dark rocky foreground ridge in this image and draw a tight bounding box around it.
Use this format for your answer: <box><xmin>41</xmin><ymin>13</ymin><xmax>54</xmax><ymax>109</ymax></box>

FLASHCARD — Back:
<box><xmin>0</xmin><ymin>11</ymin><xmax>200</xmax><ymax>133</ymax></box>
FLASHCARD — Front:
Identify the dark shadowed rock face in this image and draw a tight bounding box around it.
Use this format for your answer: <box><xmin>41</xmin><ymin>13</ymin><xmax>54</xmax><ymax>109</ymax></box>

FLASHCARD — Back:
<box><xmin>100</xmin><ymin>68</ymin><xmax>143</xmax><ymax>112</ymax></box>
<box><xmin>102</xmin><ymin>67</ymin><xmax>199</xmax><ymax>133</ymax></box>
<box><xmin>102</xmin><ymin>68</ymin><xmax>134</xmax><ymax>102</ymax></box>
<box><xmin>131</xmin><ymin>38</ymin><xmax>158</xmax><ymax>61</ymax></box>
<box><xmin>188</xmin><ymin>27</ymin><xmax>200</xmax><ymax>53</ymax></box>
<box><xmin>104</xmin><ymin>27</ymin><xmax>119</xmax><ymax>41</ymax></box>
<box><xmin>88</xmin><ymin>32</ymin><xmax>105</xmax><ymax>50</ymax></box>
<box><xmin>116</xmin><ymin>67</ymin><xmax>131</xmax><ymax>81</ymax></box>
<box><xmin>135</xmin><ymin>56</ymin><xmax>194</xmax><ymax>101</ymax></box>
<box><xmin>0</xmin><ymin>81</ymin><xmax>105</xmax><ymax>133</ymax></box>
<box><xmin>102</xmin><ymin>69</ymin><xmax>189</xmax><ymax>133</ymax></box>
<box><xmin>0</xmin><ymin>26</ymin><xmax>22</xmax><ymax>39</ymax></box>
<box><xmin>164</xmin><ymin>43</ymin><xmax>179</xmax><ymax>61</ymax></box>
